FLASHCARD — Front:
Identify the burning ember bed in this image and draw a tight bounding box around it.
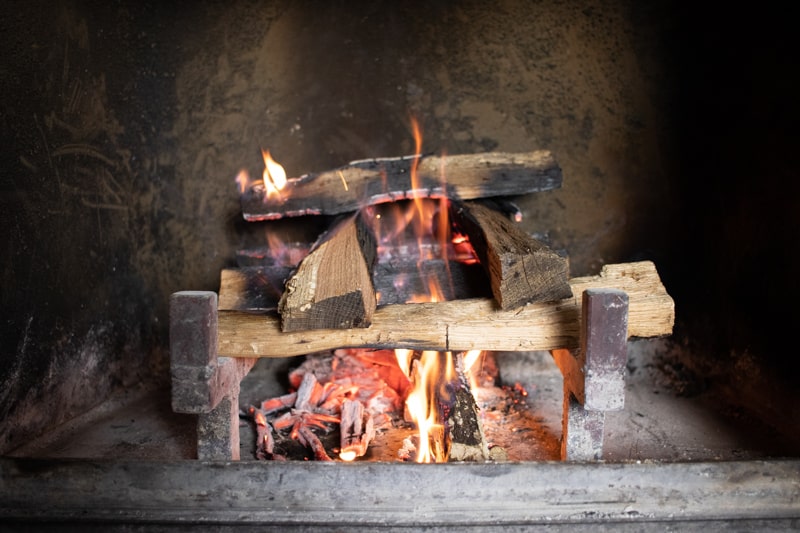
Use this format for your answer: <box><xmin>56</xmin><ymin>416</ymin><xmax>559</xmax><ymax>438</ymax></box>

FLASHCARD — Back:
<box><xmin>170</xmin><ymin>121</ymin><xmax>675</xmax><ymax>463</ymax></box>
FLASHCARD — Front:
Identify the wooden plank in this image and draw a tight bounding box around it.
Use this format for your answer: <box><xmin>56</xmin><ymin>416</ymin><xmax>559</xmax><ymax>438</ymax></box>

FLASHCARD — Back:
<box><xmin>278</xmin><ymin>213</ymin><xmax>378</xmax><ymax>331</ymax></box>
<box><xmin>217</xmin><ymin>261</ymin><xmax>674</xmax><ymax>358</ymax></box>
<box><xmin>241</xmin><ymin>150</ymin><xmax>562</xmax><ymax>220</ymax></box>
<box><xmin>452</xmin><ymin>200</ymin><xmax>572</xmax><ymax>309</ymax></box>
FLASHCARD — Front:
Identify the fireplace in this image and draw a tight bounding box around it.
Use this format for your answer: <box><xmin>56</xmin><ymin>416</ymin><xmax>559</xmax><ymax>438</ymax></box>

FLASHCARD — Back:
<box><xmin>1</xmin><ymin>0</ymin><xmax>799</xmax><ymax>529</ymax></box>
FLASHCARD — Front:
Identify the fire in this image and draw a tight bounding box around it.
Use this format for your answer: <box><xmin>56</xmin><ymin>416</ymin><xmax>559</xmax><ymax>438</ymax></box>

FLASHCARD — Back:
<box><xmin>261</xmin><ymin>149</ymin><xmax>287</xmax><ymax>199</ymax></box>
<box><xmin>234</xmin><ymin>149</ymin><xmax>288</xmax><ymax>201</ymax></box>
<box><xmin>371</xmin><ymin>118</ymin><xmax>485</xmax><ymax>462</ymax></box>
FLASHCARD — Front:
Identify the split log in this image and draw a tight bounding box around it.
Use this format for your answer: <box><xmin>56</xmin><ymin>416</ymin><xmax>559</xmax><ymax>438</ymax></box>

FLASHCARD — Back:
<box><xmin>339</xmin><ymin>399</ymin><xmax>375</xmax><ymax>461</ymax></box>
<box><xmin>217</xmin><ymin>261</ymin><xmax>674</xmax><ymax>357</ymax></box>
<box><xmin>241</xmin><ymin>150</ymin><xmax>562</xmax><ymax>221</ymax></box>
<box><xmin>445</xmin><ymin>353</ymin><xmax>490</xmax><ymax>462</ymax></box>
<box><xmin>452</xmin><ymin>200</ymin><xmax>572</xmax><ymax>309</ymax></box>
<box><xmin>278</xmin><ymin>213</ymin><xmax>378</xmax><ymax>331</ymax></box>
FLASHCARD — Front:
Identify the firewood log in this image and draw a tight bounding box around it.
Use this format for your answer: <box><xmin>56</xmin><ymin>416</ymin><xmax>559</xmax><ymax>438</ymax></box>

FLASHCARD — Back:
<box><xmin>241</xmin><ymin>150</ymin><xmax>562</xmax><ymax>220</ymax></box>
<box><xmin>445</xmin><ymin>353</ymin><xmax>490</xmax><ymax>462</ymax></box>
<box><xmin>452</xmin><ymin>200</ymin><xmax>572</xmax><ymax>310</ymax></box>
<box><xmin>278</xmin><ymin>213</ymin><xmax>377</xmax><ymax>331</ymax></box>
<box><xmin>339</xmin><ymin>399</ymin><xmax>375</xmax><ymax>460</ymax></box>
<box><xmin>217</xmin><ymin>261</ymin><xmax>674</xmax><ymax>357</ymax></box>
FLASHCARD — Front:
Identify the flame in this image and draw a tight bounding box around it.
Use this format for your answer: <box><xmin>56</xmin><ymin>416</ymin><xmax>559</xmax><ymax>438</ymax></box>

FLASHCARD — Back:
<box><xmin>462</xmin><ymin>349</ymin><xmax>484</xmax><ymax>390</ymax></box>
<box><xmin>462</xmin><ymin>350</ymin><xmax>482</xmax><ymax>372</ymax></box>
<box><xmin>376</xmin><ymin>118</ymin><xmax>483</xmax><ymax>462</ymax></box>
<box><xmin>399</xmin><ymin>350</ymin><xmax>457</xmax><ymax>462</ymax></box>
<box><xmin>233</xmin><ymin>150</ymin><xmax>288</xmax><ymax>201</ymax></box>
<box><xmin>262</xmin><ymin>149</ymin><xmax>287</xmax><ymax>199</ymax></box>
<box><xmin>235</xmin><ymin>169</ymin><xmax>251</xmax><ymax>195</ymax></box>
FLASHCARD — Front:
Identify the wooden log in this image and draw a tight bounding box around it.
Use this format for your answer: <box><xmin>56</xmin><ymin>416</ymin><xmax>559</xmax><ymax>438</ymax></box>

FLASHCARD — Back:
<box><xmin>373</xmin><ymin>257</ymin><xmax>490</xmax><ymax>305</ymax></box>
<box><xmin>218</xmin><ymin>261</ymin><xmax>674</xmax><ymax>358</ymax></box>
<box><xmin>278</xmin><ymin>213</ymin><xmax>378</xmax><ymax>331</ymax></box>
<box><xmin>446</xmin><ymin>353</ymin><xmax>490</xmax><ymax>462</ymax></box>
<box><xmin>452</xmin><ymin>200</ymin><xmax>572</xmax><ymax>309</ymax></box>
<box><xmin>339</xmin><ymin>399</ymin><xmax>375</xmax><ymax>461</ymax></box>
<box><xmin>218</xmin><ymin>266</ymin><xmax>294</xmax><ymax>311</ymax></box>
<box><xmin>241</xmin><ymin>150</ymin><xmax>562</xmax><ymax>221</ymax></box>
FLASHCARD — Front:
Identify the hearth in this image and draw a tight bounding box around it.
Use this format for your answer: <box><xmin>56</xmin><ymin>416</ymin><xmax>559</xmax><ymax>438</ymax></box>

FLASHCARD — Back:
<box><xmin>2</xmin><ymin>1</ymin><xmax>800</xmax><ymax>530</ymax></box>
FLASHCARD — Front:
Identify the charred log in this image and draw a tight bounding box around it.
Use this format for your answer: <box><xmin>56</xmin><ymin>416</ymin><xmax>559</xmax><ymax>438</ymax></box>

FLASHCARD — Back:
<box><xmin>452</xmin><ymin>200</ymin><xmax>572</xmax><ymax>309</ymax></box>
<box><xmin>339</xmin><ymin>399</ymin><xmax>375</xmax><ymax>460</ymax></box>
<box><xmin>241</xmin><ymin>150</ymin><xmax>562</xmax><ymax>220</ymax></box>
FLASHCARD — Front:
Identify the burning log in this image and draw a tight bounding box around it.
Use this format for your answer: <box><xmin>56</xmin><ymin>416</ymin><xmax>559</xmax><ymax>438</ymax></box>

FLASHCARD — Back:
<box><xmin>278</xmin><ymin>213</ymin><xmax>378</xmax><ymax>331</ymax></box>
<box><xmin>241</xmin><ymin>150</ymin><xmax>562</xmax><ymax>221</ymax></box>
<box><xmin>400</xmin><ymin>351</ymin><xmax>489</xmax><ymax>462</ymax></box>
<box><xmin>250</xmin><ymin>409</ymin><xmax>277</xmax><ymax>460</ymax></box>
<box><xmin>445</xmin><ymin>353</ymin><xmax>490</xmax><ymax>462</ymax></box>
<box><xmin>339</xmin><ymin>399</ymin><xmax>375</xmax><ymax>461</ymax></box>
<box><xmin>218</xmin><ymin>261</ymin><xmax>674</xmax><ymax>357</ymax></box>
<box><xmin>452</xmin><ymin>200</ymin><xmax>572</xmax><ymax>309</ymax></box>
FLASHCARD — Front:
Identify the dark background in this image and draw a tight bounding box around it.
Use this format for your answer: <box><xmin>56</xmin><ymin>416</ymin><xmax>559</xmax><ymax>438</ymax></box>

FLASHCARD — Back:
<box><xmin>1</xmin><ymin>1</ymin><xmax>798</xmax><ymax>453</ymax></box>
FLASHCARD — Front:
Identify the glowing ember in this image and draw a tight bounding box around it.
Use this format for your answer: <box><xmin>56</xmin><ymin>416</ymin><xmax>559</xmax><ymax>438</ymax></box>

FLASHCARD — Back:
<box><xmin>339</xmin><ymin>450</ymin><xmax>357</xmax><ymax>462</ymax></box>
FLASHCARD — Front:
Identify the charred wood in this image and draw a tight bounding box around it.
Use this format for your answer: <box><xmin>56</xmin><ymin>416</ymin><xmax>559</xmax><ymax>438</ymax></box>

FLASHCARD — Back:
<box><xmin>452</xmin><ymin>200</ymin><xmax>572</xmax><ymax>309</ymax></box>
<box><xmin>241</xmin><ymin>150</ymin><xmax>562</xmax><ymax>220</ymax></box>
<box><xmin>218</xmin><ymin>266</ymin><xmax>293</xmax><ymax>312</ymax></box>
<box><xmin>297</xmin><ymin>426</ymin><xmax>333</xmax><ymax>461</ymax></box>
<box><xmin>445</xmin><ymin>353</ymin><xmax>490</xmax><ymax>462</ymax></box>
<box><xmin>339</xmin><ymin>399</ymin><xmax>375</xmax><ymax>460</ymax></box>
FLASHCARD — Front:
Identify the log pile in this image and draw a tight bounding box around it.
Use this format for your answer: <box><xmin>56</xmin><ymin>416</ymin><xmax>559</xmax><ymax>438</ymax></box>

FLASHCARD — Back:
<box><xmin>229</xmin><ymin>147</ymin><xmax>675</xmax><ymax>462</ymax></box>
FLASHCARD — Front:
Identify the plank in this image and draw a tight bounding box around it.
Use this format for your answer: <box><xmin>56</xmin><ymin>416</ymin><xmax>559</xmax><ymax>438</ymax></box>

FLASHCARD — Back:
<box><xmin>240</xmin><ymin>150</ymin><xmax>562</xmax><ymax>220</ymax></box>
<box><xmin>217</xmin><ymin>261</ymin><xmax>674</xmax><ymax>358</ymax></box>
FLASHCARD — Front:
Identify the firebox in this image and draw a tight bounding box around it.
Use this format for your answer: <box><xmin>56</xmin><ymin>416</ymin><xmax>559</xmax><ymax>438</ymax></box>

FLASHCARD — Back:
<box><xmin>2</xmin><ymin>1</ymin><xmax>799</xmax><ymax>530</ymax></box>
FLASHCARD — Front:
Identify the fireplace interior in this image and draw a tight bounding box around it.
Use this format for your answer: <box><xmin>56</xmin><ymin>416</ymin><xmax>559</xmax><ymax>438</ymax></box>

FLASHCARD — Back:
<box><xmin>1</xmin><ymin>1</ymin><xmax>799</xmax><ymax>529</ymax></box>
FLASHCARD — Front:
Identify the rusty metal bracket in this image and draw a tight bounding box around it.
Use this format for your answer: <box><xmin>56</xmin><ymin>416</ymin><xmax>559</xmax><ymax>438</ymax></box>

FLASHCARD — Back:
<box><xmin>552</xmin><ymin>288</ymin><xmax>629</xmax><ymax>460</ymax></box>
<box><xmin>169</xmin><ymin>291</ymin><xmax>256</xmax><ymax>460</ymax></box>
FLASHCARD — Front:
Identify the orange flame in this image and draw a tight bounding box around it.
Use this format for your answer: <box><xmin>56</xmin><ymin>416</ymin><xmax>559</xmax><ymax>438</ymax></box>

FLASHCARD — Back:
<box><xmin>261</xmin><ymin>149</ymin><xmax>287</xmax><ymax>199</ymax></box>
<box><xmin>398</xmin><ymin>350</ymin><xmax>457</xmax><ymax>462</ymax></box>
<box><xmin>339</xmin><ymin>449</ymin><xmax>357</xmax><ymax>462</ymax></box>
<box><xmin>233</xmin><ymin>150</ymin><xmax>288</xmax><ymax>201</ymax></box>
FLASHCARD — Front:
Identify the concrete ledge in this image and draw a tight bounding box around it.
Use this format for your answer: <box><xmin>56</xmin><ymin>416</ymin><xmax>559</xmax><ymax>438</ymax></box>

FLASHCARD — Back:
<box><xmin>1</xmin><ymin>458</ymin><xmax>798</xmax><ymax>528</ymax></box>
